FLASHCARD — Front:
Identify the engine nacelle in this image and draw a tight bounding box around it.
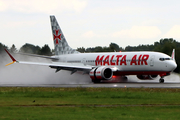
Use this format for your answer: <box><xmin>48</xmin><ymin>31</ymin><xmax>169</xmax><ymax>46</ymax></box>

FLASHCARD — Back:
<box><xmin>137</xmin><ymin>75</ymin><xmax>158</xmax><ymax>80</ymax></box>
<box><xmin>89</xmin><ymin>66</ymin><xmax>113</xmax><ymax>80</ymax></box>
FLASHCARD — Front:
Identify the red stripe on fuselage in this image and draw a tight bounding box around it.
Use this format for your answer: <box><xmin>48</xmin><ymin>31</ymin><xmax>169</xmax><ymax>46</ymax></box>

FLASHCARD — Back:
<box><xmin>113</xmin><ymin>71</ymin><xmax>171</xmax><ymax>76</ymax></box>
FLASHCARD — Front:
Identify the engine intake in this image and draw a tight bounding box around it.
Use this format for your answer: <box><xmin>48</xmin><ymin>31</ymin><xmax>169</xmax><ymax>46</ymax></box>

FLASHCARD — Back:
<box><xmin>89</xmin><ymin>66</ymin><xmax>113</xmax><ymax>80</ymax></box>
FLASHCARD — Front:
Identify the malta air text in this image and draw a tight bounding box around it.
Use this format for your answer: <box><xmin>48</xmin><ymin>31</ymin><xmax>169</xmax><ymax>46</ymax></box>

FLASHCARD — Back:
<box><xmin>95</xmin><ymin>54</ymin><xmax>149</xmax><ymax>66</ymax></box>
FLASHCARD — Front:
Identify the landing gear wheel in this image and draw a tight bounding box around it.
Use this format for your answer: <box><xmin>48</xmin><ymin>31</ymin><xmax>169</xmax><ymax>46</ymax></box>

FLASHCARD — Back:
<box><xmin>159</xmin><ymin>78</ymin><xmax>164</xmax><ymax>83</ymax></box>
<box><xmin>92</xmin><ymin>79</ymin><xmax>101</xmax><ymax>83</ymax></box>
<box><xmin>122</xmin><ymin>76</ymin><xmax>128</xmax><ymax>82</ymax></box>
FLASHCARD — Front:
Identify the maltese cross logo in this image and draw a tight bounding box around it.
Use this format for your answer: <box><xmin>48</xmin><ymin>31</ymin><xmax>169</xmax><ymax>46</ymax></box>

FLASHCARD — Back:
<box><xmin>53</xmin><ymin>29</ymin><xmax>61</xmax><ymax>44</ymax></box>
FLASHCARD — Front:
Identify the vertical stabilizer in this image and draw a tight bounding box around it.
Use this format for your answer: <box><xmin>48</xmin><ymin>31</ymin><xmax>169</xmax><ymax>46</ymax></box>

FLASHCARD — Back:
<box><xmin>171</xmin><ymin>49</ymin><xmax>175</xmax><ymax>61</ymax></box>
<box><xmin>50</xmin><ymin>15</ymin><xmax>79</xmax><ymax>55</ymax></box>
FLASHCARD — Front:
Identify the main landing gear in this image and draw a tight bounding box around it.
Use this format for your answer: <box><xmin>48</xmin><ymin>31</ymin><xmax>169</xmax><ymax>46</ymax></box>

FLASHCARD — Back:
<box><xmin>92</xmin><ymin>79</ymin><xmax>101</xmax><ymax>83</ymax></box>
<box><xmin>159</xmin><ymin>78</ymin><xmax>164</xmax><ymax>83</ymax></box>
<box><xmin>122</xmin><ymin>76</ymin><xmax>128</xmax><ymax>82</ymax></box>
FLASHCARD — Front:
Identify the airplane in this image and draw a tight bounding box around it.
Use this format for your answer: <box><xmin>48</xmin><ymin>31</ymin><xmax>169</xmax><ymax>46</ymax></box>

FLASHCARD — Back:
<box><xmin>5</xmin><ymin>15</ymin><xmax>177</xmax><ymax>83</ymax></box>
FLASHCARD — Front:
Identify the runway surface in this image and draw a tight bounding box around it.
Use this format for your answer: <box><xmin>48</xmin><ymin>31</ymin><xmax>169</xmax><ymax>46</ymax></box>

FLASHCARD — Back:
<box><xmin>1</xmin><ymin>73</ymin><xmax>180</xmax><ymax>88</ymax></box>
<box><xmin>1</xmin><ymin>66</ymin><xmax>180</xmax><ymax>88</ymax></box>
<box><xmin>1</xmin><ymin>82</ymin><xmax>180</xmax><ymax>88</ymax></box>
<box><xmin>1</xmin><ymin>56</ymin><xmax>180</xmax><ymax>88</ymax></box>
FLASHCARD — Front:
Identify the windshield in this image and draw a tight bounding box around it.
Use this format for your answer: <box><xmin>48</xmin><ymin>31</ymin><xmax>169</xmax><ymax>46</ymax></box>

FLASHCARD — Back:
<box><xmin>159</xmin><ymin>58</ymin><xmax>172</xmax><ymax>61</ymax></box>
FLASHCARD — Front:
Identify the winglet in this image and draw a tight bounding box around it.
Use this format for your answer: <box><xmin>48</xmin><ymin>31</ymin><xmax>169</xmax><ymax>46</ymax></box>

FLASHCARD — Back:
<box><xmin>4</xmin><ymin>49</ymin><xmax>17</xmax><ymax>66</ymax></box>
<box><xmin>171</xmin><ymin>49</ymin><xmax>175</xmax><ymax>61</ymax></box>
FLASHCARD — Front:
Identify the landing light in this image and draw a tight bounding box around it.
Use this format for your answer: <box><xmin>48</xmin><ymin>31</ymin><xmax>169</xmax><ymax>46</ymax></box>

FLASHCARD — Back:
<box><xmin>112</xmin><ymin>76</ymin><xmax>116</xmax><ymax>78</ymax></box>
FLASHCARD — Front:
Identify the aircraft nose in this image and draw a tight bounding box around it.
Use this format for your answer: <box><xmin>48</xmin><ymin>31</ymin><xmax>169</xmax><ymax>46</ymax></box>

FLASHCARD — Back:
<box><xmin>173</xmin><ymin>61</ymin><xmax>177</xmax><ymax>70</ymax></box>
<box><xmin>169</xmin><ymin>61</ymin><xmax>177</xmax><ymax>71</ymax></box>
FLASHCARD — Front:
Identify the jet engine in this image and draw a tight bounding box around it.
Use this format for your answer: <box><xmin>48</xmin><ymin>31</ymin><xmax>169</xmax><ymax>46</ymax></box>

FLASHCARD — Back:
<box><xmin>137</xmin><ymin>75</ymin><xmax>158</xmax><ymax>80</ymax></box>
<box><xmin>89</xmin><ymin>66</ymin><xmax>113</xmax><ymax>81</ymax></box>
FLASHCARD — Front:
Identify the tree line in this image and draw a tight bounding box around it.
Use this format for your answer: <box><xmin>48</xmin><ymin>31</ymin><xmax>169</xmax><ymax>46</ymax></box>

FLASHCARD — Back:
<box><xmin>0</xmin><ymin>38</ymin><xmax>180</xmax><ymax>73</ymax></box>
<box><xmin>0</xmin><ymin>43</ymin><xmax>52</xmax><ymax>56</ymax></box>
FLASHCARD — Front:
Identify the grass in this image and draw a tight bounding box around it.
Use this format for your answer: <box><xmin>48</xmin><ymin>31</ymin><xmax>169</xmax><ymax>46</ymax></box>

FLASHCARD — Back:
<box><xmin>0</xmin><ymin>87</ymin><xmax>180</xmax><ymax>119</ymax></box>
<box><xmin>0</xmin><ymin>106</ymin><xmax>180</xmax><ymax>120</ymax></box>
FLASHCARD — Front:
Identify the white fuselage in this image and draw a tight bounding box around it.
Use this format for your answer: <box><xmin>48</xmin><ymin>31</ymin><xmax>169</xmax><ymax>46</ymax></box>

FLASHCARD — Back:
<box><xmin>55</xmin><ymin>51</ymin><xmax>177</xmax><ymax>75</ymax></box>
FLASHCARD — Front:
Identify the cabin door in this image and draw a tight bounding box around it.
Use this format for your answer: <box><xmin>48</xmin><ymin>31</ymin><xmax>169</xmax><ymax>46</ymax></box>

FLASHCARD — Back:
<box><xmin>150</xmin><ymin>55</ymin><xmax>155</xmax><ymax>66</ymax></box>
<box><xmin>82</xmin><ymin>58</ymin><xmax>86</xmax><ymax>65</ymax></box>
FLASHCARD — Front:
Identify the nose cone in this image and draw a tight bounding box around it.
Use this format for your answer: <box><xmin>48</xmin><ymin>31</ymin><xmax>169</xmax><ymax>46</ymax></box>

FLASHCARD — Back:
<box><xmin>169</xmin><ymin>61</ymin><xmax>177</xmax><ymax>71</ymax></box>
<box><xmin>173</xmin><ymin>61</ymin><xmax>177</xmax><ymax>70</ymax></box>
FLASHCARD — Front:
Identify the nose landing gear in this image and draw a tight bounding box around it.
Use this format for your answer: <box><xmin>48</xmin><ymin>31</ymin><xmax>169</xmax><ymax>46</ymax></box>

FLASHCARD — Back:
<box><xmin>159</xmin><ymin>73</ymin><xmax>169</xmax><ymax>83</ymax></box>
<box><xmin>159</xmin><ymin>78</ymin><xmax>164</xmax><ymax>83</ymax></box>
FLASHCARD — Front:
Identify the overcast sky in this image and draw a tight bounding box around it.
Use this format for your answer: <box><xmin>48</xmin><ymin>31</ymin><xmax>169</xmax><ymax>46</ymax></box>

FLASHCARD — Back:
<box><xmin>0</xmin><ymin>0</ymin><xmax>180</xmax><ymax>49</ymax></box>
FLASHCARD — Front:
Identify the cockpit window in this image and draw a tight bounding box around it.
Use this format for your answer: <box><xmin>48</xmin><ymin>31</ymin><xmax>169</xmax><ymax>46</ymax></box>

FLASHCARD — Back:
<box><xmin>159</xmin><ymin>58</ymin><xmax>164</xmax><ymax>61</ymax></box>
<box><xmin>159</xmin><ymin>58</ymin><xmax>172</xmax><ymax>61</ymax></box>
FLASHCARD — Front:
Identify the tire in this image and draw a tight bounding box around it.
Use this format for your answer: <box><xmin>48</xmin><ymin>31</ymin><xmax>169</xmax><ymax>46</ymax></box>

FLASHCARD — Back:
<box><xmin>92</xmin><ymin>79</ymin><xmax>101</xmax><ymax>83</ymax></box>
<box><xmin>122</xmin><ymin>76</ymin><xmax>128</xmax><ymax>82</ymax></box>
<box><xmin>159</xmin><ymin>78</ymin><xmax>164</xmax><ymax>83</ymax></box>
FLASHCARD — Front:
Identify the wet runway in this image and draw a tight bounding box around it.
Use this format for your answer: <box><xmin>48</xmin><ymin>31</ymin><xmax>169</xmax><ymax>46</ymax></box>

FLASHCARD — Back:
<box><xmin>1</xmin><ymin>65</ymin><xmax>180</xmax><ymax>88</ymax></box>
<box><xmin>1</xmin><ymin>73</ymin><xmax>180</xmax><ymax>88</ymax></box>
<box><xmin>0</xmin><ymin>82</ymin><xmax>180</xmax><ymax>88</ymax></box>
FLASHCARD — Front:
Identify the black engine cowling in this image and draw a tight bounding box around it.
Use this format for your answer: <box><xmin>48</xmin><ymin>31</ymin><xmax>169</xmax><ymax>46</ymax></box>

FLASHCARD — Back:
<box><xmin>137</xmin><ymin>75</ymin><xmax>158</xmax><ymax>80</ymax></box>
<box><xmin>89</xmin><ymin>66</ymin><xmax>113</xmax><ymax>80</ymax></box>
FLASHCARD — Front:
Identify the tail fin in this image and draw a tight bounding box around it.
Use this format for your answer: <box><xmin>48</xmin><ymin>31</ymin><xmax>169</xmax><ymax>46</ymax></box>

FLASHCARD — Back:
<box><xmin>50</xmin><ymin>15</ymin><xmax>79</xmax><ymax>55</ymax></box>
<box><xmin>171</xmin><ymin>49</ymin><xmax>175</xmax><ymax>61</ymax></box>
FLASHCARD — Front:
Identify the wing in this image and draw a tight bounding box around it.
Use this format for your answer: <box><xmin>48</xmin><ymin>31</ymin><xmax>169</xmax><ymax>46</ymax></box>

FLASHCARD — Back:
<box><xmin>5</xmin><ymin>49</ymin><xmax>93</xmax><ymax>74</ymax></box>
<box><xmin>5</xmin><ymin>49</ymin><xmax>120</xmax><ymax>75</ymax></box>
<box><xmin>17</xmin><ymin>52</ymin><xmax>59</xmax><ymax>60</ymax></box>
